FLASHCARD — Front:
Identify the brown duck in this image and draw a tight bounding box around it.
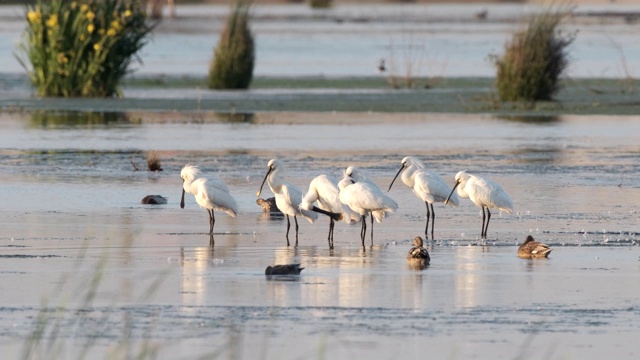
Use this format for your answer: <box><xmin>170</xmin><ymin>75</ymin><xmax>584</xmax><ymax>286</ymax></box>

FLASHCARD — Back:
<box><xmin>517</xmin><ymin>235</ymin><xmax>552</xmax><ymax>259</ymax></box>
<box><xmin>407</xmin><ymin>236</ymin><xmax>430</xmax><ymax>266</ymax></box>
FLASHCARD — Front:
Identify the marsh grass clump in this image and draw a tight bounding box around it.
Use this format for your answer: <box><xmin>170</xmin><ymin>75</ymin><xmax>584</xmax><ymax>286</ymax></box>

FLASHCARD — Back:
<box><xmin>17</xmin><ymin>0</ymin><xmax>154</xmax><ymax>97</ymax></box>
<box><xmin>208</xmin><ymin>0</ymin><xmax>255</xmax><ymax>90</ymax></box>
<box><xmin>309</xmin><ymin>0</ymin><xmax>332</xmax><ymax>9</ymax></box>
<box><xmin>146</xmin><ymin>150</ymin><xmax>163</xmax><ymax>171</ymax></box>
<box><xmin>494</xmin><ymin>6</ymin><xmax>575</xmax><ymax>102</ymax></box>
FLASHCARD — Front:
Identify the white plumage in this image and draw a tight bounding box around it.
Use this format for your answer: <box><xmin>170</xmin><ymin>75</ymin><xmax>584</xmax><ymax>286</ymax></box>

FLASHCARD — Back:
<box><xmin>301</xmin><ymin>174</ymin><xmax>359</xmax><ymax>248</ymax></box>
<box><xmin>339</xmin><ymin>169</ymin><xmax>398</xmax><ymax>246</ymax></box>
<box><xmin>388</xmin><ymin>156</ymin><xmax>458</xmax><ymax>239</ymax></box>
<box><xmin>257</xmin><ymin>159</ymin><xmax>317</xmax><ymax>246</ymax></box>
<box><xmin>180</xmin><ymin>164</ymin><xmax>238</xmax><ymax>235</ymax></box>
<box><xmin>445</xmin><ymin>170</ymin><xmax>513</xmax><ymax>239</ymax></box>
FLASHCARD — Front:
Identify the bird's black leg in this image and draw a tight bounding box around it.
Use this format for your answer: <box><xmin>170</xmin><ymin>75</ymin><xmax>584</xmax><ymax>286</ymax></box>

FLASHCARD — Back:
<box><xmin>207</xmin><ymin>209</ymin><xmax>214</xmax><ymax>234</ymax></box>
<box><xmin>209</xmin><ymin>233</ymin><xmax>215</xmax><ymax>247</ymax></box>
<box><xmin>360</xmin><ymin>215</ymin><xmax>366</xmax><ymax>247</ymax></box>
<box><xmin>285</xmin><ymin>215</ymin><xmax>291</xmax><ymax>246</ymax></box>
<box><xmin>328</xmin><ymin>218</ymin><xmax>335</xmax><ymax>249</ymax></box>
<box><xmin>425</xmin><ymin>202</ymin><xmax>430</xmax><ymax>239</ymax></box>
<box><xmin>430</xmin><ymin>203</ymin><xmax>435</xmax><ymax>240</ymax></box>
<box><xmin>370</xmin><ymin>213</ymin><xmax>374</xmax><ymax>246</ymax></box>
<box><xmin>294</xmin><ymin>216</ymin><xmax>299</xmax><ymax>246</ymax></box>
<box><xmin>485</xmin><ymin>208</ymin><xmax>492</xmax><ymax>239</ymax></box>
<box><xmin>481</xmin><ymin>207</ymin><xmax>486</xmax><ymax>239</ymax></box>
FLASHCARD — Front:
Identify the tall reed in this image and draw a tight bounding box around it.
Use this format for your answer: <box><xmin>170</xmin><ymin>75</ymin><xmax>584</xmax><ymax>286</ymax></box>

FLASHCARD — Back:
<box><xmin>17</xmin><ymin>0</ymin><xmax>154</xmax><ymax>97</ymax></box>
<box><xmin>494</xmin><ymin>6</ymin><xmax>575</xmax><ymax>102</ymax></box>
<box><xmin>208</xmin><ymin>0</ymin><xmax>255</xmax><ymax>90</ymax></box>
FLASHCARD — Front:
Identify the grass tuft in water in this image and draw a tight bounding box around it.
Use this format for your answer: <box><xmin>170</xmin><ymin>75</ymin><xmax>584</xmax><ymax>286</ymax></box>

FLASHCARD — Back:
<box><xmin>493</xmin><ymin>4</ymin><xmax>575</xmax><ymax>102</ymax></box>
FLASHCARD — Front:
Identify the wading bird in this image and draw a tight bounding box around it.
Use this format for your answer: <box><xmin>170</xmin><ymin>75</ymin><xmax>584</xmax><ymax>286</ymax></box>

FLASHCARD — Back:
<box><xmin>407</xmin><ymin>236</ymin><xmax>430</xmax><ymax>268</ymax></box>
<box><xmin>517</xmin><ymin>235</ymin><xmax>552</xmax><ymax>259</ymax></box>
<box><xmin>301</xmin><ymin>174</ymin><xmax>359</xmax><ymax>249</ymax></box>
<box><xmin>180</xmin><ymin>165</ymin><xmax>238</xmax><ymax>238</ymax></box>
<box><xmin>338</xmin><ymin>172</ymin><xmax>398</xmax><ymax>247</ymax></box>
<box><xmin>388</xmin><ymin>156</ymin><xmax>459</xmax><ymax>240</ymax></box>
<box><xmin>445</xmin><ymin>170</ymin><xmax>513</xmax><ymax>239</ymax></box>
<box><xmin>257</xmin><ymin>159</ymin><xmax>317</xmax><ymax>246</ymax></box>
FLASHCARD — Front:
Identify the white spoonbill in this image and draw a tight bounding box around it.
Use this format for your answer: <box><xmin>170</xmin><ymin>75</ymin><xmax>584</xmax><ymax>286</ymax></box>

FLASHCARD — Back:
<box><xmin>180</xmin><ymin>165</ymin><xmax>238</xmax><ymax>236</ymax></box>
<box><xmin>338</xmin><ymin>173</ymin><xmax>398</xmax><ymax>247</ymax></box>
<box><xmin>257</xmin><ymin>159</ymin><xmax>317</xmax><ymax>246</ymax></box>
<box><xmin>388</xmin><ymin>156</ymin><xmax>459</xmax><ymax>240</ymax></box>
<box><xmin>300</xmin><ymin>174</ymin><xmax>359</xmax><ymax>249</ymax></box>
<box><xmin>445</xmin><ymin>170</ymin><xmax>513</xmax><ymax>239</ymax></box>
<box><xmin>344</xmin><ymin>166</ymin><xmax>396</xmax><ymax>243</ymax></box>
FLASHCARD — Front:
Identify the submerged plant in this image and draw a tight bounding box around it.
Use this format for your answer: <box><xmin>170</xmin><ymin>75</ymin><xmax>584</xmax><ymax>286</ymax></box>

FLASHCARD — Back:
<box><xmin>494</xmin><ymin>5</ymin><xmax>575</xmax><ymax>102</ymax></box>
<box><xmin>208</xmin><ymin>0</ymin><xmax>255</xmax><ymax>90</ymax></box>
<box><xmin>17</xmin><ymin>0</ymin><xmax>155</xmax><ymax>97</ymax></box>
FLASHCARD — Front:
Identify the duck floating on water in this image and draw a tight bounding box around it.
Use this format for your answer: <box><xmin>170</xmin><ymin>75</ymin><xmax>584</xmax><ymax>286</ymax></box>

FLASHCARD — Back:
<box><xmin>265</xmin><ymin>264</ymin><xmax>305</xmax><ymax>277</ymax></box>
<box><xmin>407</xmin><ymin>236</ymin><xmax>430</xmax><ymax>267</ymax></box>
<box><xmin>141</xmin><ymin>195</ymin><xmax>167</xmax><ymax>205</ymax></box>
<box><xmin>517</xmin><ymin>235</ymin><xmax>552</xmax><ymax>259</ymax></box>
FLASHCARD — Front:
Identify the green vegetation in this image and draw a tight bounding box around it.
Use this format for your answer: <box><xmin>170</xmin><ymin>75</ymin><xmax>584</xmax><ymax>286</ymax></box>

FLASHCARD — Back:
<box><xmin>208</xmin><ymin>0</ymin><xmax>255</xmax><ymax>90</ymax></box>
<box><xmin>494</xmin><ymin>5</ymin><xmax>575</xmax><ymax>102</ymax></box>
<box><xmin>17</xmin><ymin>0</ymin><xmax>154</xmax><ymax>97</ymax></box>
<box><xmin>309</xmin><ymin>0</ymin><xmax>333</xmax><ymax>9</ymax></box>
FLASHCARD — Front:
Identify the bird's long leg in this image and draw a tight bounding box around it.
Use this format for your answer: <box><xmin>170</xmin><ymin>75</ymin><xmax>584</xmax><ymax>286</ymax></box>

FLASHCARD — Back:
<box><xmin>481</xmin><ymin>207</ymin><xmax>487</xmax><ymax>239</ymax></box>
<box><xmin>328</xmin><ymin>218</ymin><xmax>335</xmax><ymax>249</ymax></box>
<box><xmin>360</xmin><ymin>215</ymin><xmax>366</xmax><ymax>247</ymax></box>
<box><xmin>211</xmin><ymin>210</ymin><xmax>216</xmax><ymax>232</ymax></box>
<box><xmin>285</xmin><ymin>215</ymin><xmax>291</xmax><ymax>246</ymax></box>
<box><xmin>209</xmin><ymin>233</ymin><xmax>215</xmax><ymax>247</ymax></box>
<box><xmin>424</xmin><ymin>202</ymin><xmax>430</xmax><ymax>239</ymax></box>
<box><xmin>207</xmin><ymin>209</ymin><xmax>214</xmax><ymax>234</ymax></box>
<box><xmin>294</xmin><ymin>216</ymin><xmax>299</xmax><ymax>246</ymax></box>
<box><xmin>430</xmin><ymin>203</ymin><xmax>435</xmax><ymax>240</ymax></box>
<box><xmin>484</xmin><ymin>208</ymin><xmax>492</xmax><ymax>239</ymax></box>
<box><xmin>370</xmin><ymin>213</ymin><xmax>374</xmax><ymax>246</ymax></box>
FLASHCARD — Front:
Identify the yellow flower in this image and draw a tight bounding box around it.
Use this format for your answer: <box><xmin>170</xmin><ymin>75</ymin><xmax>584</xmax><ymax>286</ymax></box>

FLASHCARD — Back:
<box><xmin>71</xmin><ymin>2</ymin><xmax>77</xmax><ymax>10</ymax></box>
<box><xmin>93</xmin><ymin>43</ymin><xmax>101</xmax><ymax>51</ymax></box>
<box><xmin>87</xmin><ymin>24</ymin><xmax>94</xmax><ymax>33</ymax></box>
<box><xmin>27</xmin><ymin>10</ymin><xmax>41</xmax><ymax>24</ymax></box>
<box><xmin>80</xmin><ymin>4</ymin><xmax>89</xmax><ymax>12</ymax></box>
<box><xmin>86</xmin><ymin>11</ymin><xmax>95</xmax><ymax>21</ymax></box>
<box><xmin>111</xmin><ymin>20</ymin><xmax>121</xmax><ymax>30</ymax></box>
<box><xmin>107</xmin><ymin>28</ymin><xmax>116</xmax><ymax>36</ymax></box>
<box><xmin>80</xmin><ymin>34</ymin><xmax>85</xmax><ymax>41</ymax></box>
<box><xmin>124</xmin><ymin>10</ymin><xmax>132</xmax><ymax>18</ymax></box>
<box><xmin>56</xmin><ymin>52</ymin><xmax>69</xmax><ymax>64</ymax></box>
<box><xmin>45</xmin><ymin>14</ymin><xmax>58</xmax><ymax>28</ymax></box>
<box><xmin>98</xmin><ymin>28</ymin><xmax>105</xmax><ymax>35</ymax></box>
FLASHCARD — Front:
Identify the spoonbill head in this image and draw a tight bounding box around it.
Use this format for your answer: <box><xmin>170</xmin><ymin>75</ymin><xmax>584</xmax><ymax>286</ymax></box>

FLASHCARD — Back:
<box><xmin>445</xmin><ymin>170</ymin><xmax>513</xmax><ymax>239</ymax></box>
<box><xmin>180</xmin><ymin>164</ymin><xmax>238</xmax><ymax>236</ymax></box>
<box><xmin>257</xmin><ymin>159</ymin><xmax>317</xmax><ymax>246</ymax></box>
<box><xmin>388</xmin><ymin>156</ymin><xmax>458</xmax><ymax>239</ymax></box>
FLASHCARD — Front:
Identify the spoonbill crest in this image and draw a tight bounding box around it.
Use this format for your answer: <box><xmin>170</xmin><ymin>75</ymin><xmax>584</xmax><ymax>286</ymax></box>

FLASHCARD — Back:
<box><xmin>339</xmin><ymin>172</ymin><xmax>398</xmax><ymax>247</ymax></box>
<box><xmin>257</xmin><ymin>159</ymin><xmax>317</xmax><ymax>246</ymax></box>
<box><xmin>445</xmin><ymin>170</ymin><xmax>513</xmax><ymax>239</ymax></box>
<box><xmin>180</xmin><ymin>165</ymin><xmax>238</xmax><ymax>240</ymax></box>
<box><xmin>301</xmin><ymin>174</ymin><xmax>359</xmax><ymax>249</ymax></box>
<box><xmin>388</xmin><ymin>156</ymin><xmax>459</xmax><ymax>240</ymax></box>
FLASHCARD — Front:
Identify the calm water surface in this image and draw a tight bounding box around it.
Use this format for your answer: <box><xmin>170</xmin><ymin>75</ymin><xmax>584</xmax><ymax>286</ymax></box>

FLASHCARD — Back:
<box><xmin>0</xmin><ymin>111</ymin><xmax>639</xmax><ymax>359</ymax></box>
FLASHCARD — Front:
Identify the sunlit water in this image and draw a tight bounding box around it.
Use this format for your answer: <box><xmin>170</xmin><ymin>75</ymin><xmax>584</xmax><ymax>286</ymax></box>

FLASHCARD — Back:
<box><xmin>0</xmin><ymin>110</ymin><xmax>639</xmax><ymax>359</ymax></box>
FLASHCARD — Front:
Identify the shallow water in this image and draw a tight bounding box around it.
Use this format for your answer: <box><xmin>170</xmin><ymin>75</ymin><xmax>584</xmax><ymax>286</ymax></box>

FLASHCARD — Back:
<box><xmin>0</xmin><ymin>110</ymin><xmax>639</xmax><ymax>359</ymax></box>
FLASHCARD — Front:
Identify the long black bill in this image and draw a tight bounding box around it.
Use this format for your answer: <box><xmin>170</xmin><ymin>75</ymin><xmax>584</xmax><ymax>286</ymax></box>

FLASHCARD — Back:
<box><xmin>312</xmin><ymin>206</ymin><xmax>342</xmax><ymax>221</ymax></box>
<box><xmin>256</xmin><ymin>168</ymin><xmax>272</xmax><ymax>197</ymax></box>
<box><xmin>444</xmin><ymin>181</ymin><xmax>459</xmax><ymax>205</ymax></box>
<box><xmin>180</xmin><ymin>188</ymin><xmax>186</xmax><ymax>209</ymax></box>
<box><xmin>387</xmin><ymin>163</ymin><xmax>406</xmax><ymax>192</ymax></box>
